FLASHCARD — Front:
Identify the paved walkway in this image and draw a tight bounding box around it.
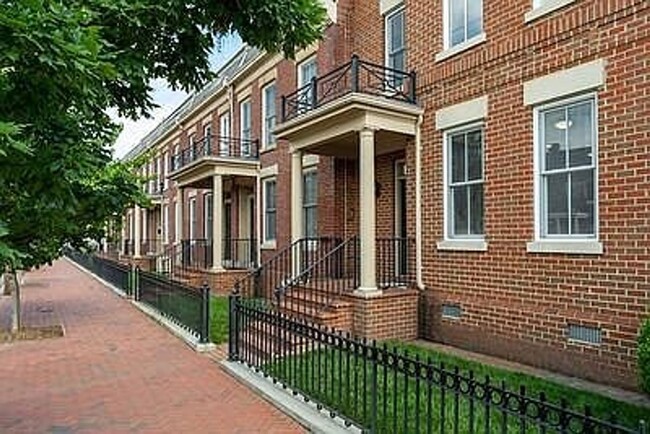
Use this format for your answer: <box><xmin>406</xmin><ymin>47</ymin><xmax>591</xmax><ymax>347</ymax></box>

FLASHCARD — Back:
<box><xmin>0</xmin><ymin>260</ymin><xmax>303</xmax><ymax>434</ymax></box>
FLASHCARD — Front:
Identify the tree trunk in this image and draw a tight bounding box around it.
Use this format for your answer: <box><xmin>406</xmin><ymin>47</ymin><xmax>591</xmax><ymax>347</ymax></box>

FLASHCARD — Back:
<box><xmin>11</xmin><ymin>269</ymin><xmax>21</xmax><ymax>332</ymax></box>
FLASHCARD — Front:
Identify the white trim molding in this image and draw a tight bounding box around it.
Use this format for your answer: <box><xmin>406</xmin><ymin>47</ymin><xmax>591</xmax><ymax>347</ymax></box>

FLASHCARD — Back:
<box><xmin>380</xmin><ymin>0</ymin><xmax>404</xmax><ymax>15</ymax></box>
<box><xmin>437</xmin><ymin>240</ymin><xmax>488</xmax><ymax>252</ymax></box>
<box><xmin>523</xmin><ymin>59</ymin><xmax>606</xmax><ymax>106</ymax></box>
<box><xmin>525</xmin><ymin>0</ymin><xmax>576</xmax><ymax>23</ymax></box>
<box><xmin>527</xmin><ymin>240</ymin><xmax>603</xmax><ymax>255</ymax></box>
<box><xmin>436</xmin><ymin>95</ymin><xmax>488</xmax><ymax>131</ymax></box>
<box><xmin>302</xmin><ymin>154</ymin><xmax>319</xmax><ymax>168</ymax></box>
<box><xmin>260</xmin><ymin>163</ymin><xmax>278</xmax><ymax>178</ymax></box>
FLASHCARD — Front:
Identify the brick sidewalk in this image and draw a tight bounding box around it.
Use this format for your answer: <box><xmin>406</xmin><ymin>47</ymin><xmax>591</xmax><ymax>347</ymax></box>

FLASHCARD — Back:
<box><xmin>0</xmin><ymin>259</ymin><xmax>303</xmax><ymax>433</ymax></box>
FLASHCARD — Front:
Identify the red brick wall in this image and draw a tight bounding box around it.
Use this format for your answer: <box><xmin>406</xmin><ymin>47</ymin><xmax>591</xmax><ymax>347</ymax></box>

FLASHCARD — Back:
<box><xmin>409</xmin><ymin>0</ymin><xmax>650</xmax><ymax>389</ymax></box>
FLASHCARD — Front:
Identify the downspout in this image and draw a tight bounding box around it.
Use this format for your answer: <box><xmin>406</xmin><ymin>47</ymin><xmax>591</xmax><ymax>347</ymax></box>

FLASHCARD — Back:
<box><xmin>415</xmin><ymin>114</ymin><xmax>424</xmax><ymax>290</ymax></box>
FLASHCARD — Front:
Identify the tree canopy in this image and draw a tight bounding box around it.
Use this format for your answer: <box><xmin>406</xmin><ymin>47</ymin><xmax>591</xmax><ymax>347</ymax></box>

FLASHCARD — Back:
<box><xmin>0</xmin><ymin>0</ymin><xmax>325</xmax><ymax>271</ymax></box>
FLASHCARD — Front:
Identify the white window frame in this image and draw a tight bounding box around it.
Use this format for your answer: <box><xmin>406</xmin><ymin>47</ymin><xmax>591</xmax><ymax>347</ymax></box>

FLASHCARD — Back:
<box><xmin>203</xmin><ymin>124</ymin><xmax>212</xmax><ymax>155</ymax></box>
<box><xmin>262</xmin><ymin>177</ymin><xmax>277</xmax><ymax>247</ymax></box>
<box><xmin>297</xmin><ymin>56</ymin><xmax>317</xmax><ymax>111</ymax></box>
<box><xmin>532</xmin><ymin>93</ymin><xmax>599</xmax><ymax>247</ymax></box>
<box><xmin>240</xmin><ymin>99</ymin><xmax>252</xmax><ymax>156</ymax></box>
<box><xmin>525</xmin><ymin>0</ymin><xmax>576</xmax><ymax>23</ymax></box>
<box><xmin>302</xmin><ymin>169</ymin><xmax>318</xmax><ymax>239</ymax></box>
<box><xmin>219</xmin><ymin>112</ymin><xmax>230</xmax><ymax>156</ymax></box>
<box><xmin>204</xmin><ymin>193</ymin><xmax>213</xmax><ymax>241</ymax></box>
<box><xmin>384</xmin><ymin>6</ymin><xmax>406</xmax><ymax>71</ymax></box>
<box><xmin>262</xmin><ymin>81</ymin><xmax>277</xmax><ymax>150</ymax></box>
<box><xmin>163</xmin><ymin>150</ymin><xmax>169</xmax><ymax>189</ymax></box>
<box><xmin>437</xmin><ymin>0</ymin><xmax>486</xmax><ymax>62</ymax></box>
<box><xmin>174</xmin><ymin>200</ymin><xmax>181</xmax><ymax>243</ymax></box>
<box><xmin>442</xmin><ymin>122</ymin><xmax>485</xmax><ymax>241</ymax></box>
<box><xmin>163</xmin><ymin>204</ymin><xmax>169</xmax><ymax>244</ymax></box>
<box><xmin>189</xmin><ymin>198</ymin><xmax>197</xmax><ymax>240</ymax></box>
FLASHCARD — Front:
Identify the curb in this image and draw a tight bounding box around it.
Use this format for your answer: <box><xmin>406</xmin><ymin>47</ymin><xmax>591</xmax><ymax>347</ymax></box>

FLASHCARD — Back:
<box><xmin>221</xmin><ymin>361</ymin><xmax>362</xmax><ymax>434</ymax></box>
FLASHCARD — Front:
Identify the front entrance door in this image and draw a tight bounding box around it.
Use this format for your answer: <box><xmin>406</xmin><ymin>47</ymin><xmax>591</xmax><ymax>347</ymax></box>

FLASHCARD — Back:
<box><xmin>395</xmin><ymin>161</ymin><xmax>408</xmax><ymax>276</ymax></box>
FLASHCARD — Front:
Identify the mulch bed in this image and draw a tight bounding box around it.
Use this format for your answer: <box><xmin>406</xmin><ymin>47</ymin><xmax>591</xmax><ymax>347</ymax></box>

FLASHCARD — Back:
<box><xmin>0</xmin><ymin>325</ymin><xmax>64</xmax><ymax>343</ymax></box>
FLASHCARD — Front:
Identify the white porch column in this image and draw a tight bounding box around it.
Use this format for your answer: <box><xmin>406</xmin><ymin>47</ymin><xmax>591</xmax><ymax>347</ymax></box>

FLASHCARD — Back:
<box><xmin>175</xmin><ymin>187</ymin><xmax>184</xmax><ymax>244</ymax></box>
<box><xmin>212</xmin><ymin>175</ymin><xmax>225</xmax><ymax>272</ymax></box>
<box><xmin>358</xmin><ymin>128</ymin><xmax>377</xmax><ymax>293</ymax></box>
<box><xmin>291</xmin><ymin>150</ymin><xmax>304</xmax><ymax>276</ymax></box>
<box><xmin>134</xmin><ymin>204</ymin><xmax>142</xmax><ymax>258</ymax></box>
<box><xmin>120</xmin><ymin>216</ymin><xmax>126</xmax><ymax>255</ymax></box>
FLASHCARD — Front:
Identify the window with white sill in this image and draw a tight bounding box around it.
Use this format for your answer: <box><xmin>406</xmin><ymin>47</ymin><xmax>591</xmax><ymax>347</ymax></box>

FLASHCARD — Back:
<box><xmin>262</xmin><ymin>82</ymin><xmax>277</xmax><ymax>149</ymax></box>
<box><xmin>219</xmin><ymin>112</ymin><xmax>230</xmax><ymax>156</ymax></box>
<box><xmin>444</xmin><ymin>0</ymin><xmax>483</xmax><ymax>49</ymax></box>
<box><xmin>303</xmin><ymin>170</ymin><xmax>318</xmax><ymax>238</ymax></box>
<box><xmin>385</xmin><ymin>6</ymin><xmax>406</xmax><ymax>88</ymax></box>
<box><xmin>263</xmin><ymin>178</ymin><xmax>277</xmax><ymax>243</ymax></box>
<box><xmin>445</xmin><ymin>126</ymin><xmax>484</xmax><ymax>238</ymax></box>
<box><xmin>536</xmin><ymin>96</ymin><xmax>597</xmax><ymax>239</ymax></box>
<box><xmin>240</xmin><ymin>100</ymin><xmax>252</xmax><ymax>156</ymax></box>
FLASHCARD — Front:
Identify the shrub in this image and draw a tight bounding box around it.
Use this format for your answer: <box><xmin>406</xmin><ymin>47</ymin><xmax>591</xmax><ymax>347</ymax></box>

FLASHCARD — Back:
<box><xmin>639</xmin><ymin>318</ymin><xmax>650</xmax><ymax>393</ymax></box>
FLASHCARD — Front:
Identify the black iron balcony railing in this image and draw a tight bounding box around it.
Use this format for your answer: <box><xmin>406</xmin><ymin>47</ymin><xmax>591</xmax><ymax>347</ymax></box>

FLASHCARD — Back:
<box><xmin>281</xmin><ymin>55</ymin><xmax>417</xmax><ymax>122</ymax></box>
<box><xmin>171</xmin><ymin>135</ymin><xmax>259</xmax><ymax>172</ymax></box>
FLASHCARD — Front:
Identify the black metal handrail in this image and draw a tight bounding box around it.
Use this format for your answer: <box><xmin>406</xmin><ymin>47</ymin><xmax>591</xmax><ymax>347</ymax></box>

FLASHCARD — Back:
<box><xmin>223</xmin><ymin>238</ymin><xmax>258</xmax><ymax>269</ymax></box>
<box><xmin>171</xmin><ymin>135</ymin><xmax>259</xmax><ymax>172</ymax></box>
<box><xmin>229</xmin><ymin>297</ymin><xmax>647</xmax><ymax>433</ymax></box>
<box><xmin>233</xmin><ymin>237</ymin><xmax>343</xmax><ymax>301</ymax></box>
<box><xmin>281</xmin><ymin>55</ymin><xmax>417</xmax><ymax>122</ymax></box>
<box><xmin>275</xmin><ymin>236</ymin><xmax>358</xmax><ymax>318</ymax></box>
<box><xmin>377</xmin><ymin>237</ymin><xmax>415</xmax><ymax>288</ymax></box>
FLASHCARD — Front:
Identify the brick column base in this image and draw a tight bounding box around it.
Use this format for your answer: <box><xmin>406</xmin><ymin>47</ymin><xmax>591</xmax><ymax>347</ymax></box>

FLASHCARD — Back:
<box><xmin>342</xmin><ymin>288</ymin><xmax>419</xmax><ymax>340</ymax></box>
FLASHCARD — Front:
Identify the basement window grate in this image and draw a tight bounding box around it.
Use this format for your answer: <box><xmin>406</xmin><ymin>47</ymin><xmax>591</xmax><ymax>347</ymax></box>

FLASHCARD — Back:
<box><xmin>567</xmin><ymin>324</ymin><xmax>602</xmax><ymax>345</ymax></box>
<box><xmin>442</xmin><ymin>303</ymin><xmax>462</xmax><ymax>319</ymax></box>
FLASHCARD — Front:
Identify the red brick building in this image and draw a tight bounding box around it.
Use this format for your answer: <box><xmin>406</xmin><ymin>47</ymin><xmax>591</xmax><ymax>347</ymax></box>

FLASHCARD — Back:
<box><xmin>113</xmin><ymin>0</ymin><xmax>649</xmax><ymax>390</ymax></box>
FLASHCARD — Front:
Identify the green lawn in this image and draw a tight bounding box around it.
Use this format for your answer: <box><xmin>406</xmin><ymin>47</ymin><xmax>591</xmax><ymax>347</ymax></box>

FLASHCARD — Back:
<box><xmin>210</xmin><ymin>296</ymin><xmax>229</xmax><ymax>344</ymax></box>
<box><xmin>265</xmin><ymin>341</ymin><xmax>649</xmax><ymax>433</ymax></box>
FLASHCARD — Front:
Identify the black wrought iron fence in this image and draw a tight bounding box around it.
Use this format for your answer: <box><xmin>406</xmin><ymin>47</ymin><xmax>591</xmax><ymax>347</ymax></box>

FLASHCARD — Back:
<box><xmin>223</xmin><ymin>238</ymin><xmax>258</xmax><ymax>269</ymax></box>
<box><xmin>136</xmin><ymin>268</ymin><xmax>210</xmax><ymax>343</ymax></box>
<box><xmin>229</xmin><ymin>296</ymin><xmax>647</xmax><ymax>434</ymax></box>
<box><xmin>67</xmin><ymin>250</ymin><xmax>132</xmax><ymax>296</ymax></box>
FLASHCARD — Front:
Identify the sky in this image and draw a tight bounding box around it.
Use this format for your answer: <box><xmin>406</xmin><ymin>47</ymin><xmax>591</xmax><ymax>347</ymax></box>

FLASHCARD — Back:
<box><xmin>110</xmin><ymin>34</ymin><xmax>243</xmax><ymax>159</ymax></box>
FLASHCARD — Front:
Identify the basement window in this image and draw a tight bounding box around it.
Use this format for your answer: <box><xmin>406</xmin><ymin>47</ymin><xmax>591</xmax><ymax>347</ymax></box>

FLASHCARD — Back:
<box><xmin>567</xmin><ymin>324</ymin><xmax>602</xmax><ymax>345</ymax></box>
<box><xmin>442</xmin><ymin>303</ymin><xmax>462</xmax><ymax>320</ymax></box>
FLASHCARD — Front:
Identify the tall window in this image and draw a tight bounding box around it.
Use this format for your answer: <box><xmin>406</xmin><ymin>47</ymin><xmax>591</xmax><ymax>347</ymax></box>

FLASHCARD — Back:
<box><xmin>189</xmin><ymin>198</ymin><xmax>197</xmax><ymax>240</ymax></box>
<box><xmin>298</xmin><ymin>57</ymin><xmax>317</xmax><ymax>110</ymax></box>
<box><xmin>219</xmin><ymin>112</ymin><xmax>230</xmax><ymax>156</ymax></box>
<box><xmin>156</xmin><ymin>156</ymin><xmax>162</xmax><ymax>193</ymax></box>
<box><xmin>385</xmin><ymin>7</ymin><xmax>406</xmax><ymax>75</ymax></box>
<box><xmin>445</xmin><ymin>0</ymin><xmax>483</xmax><ymax>48</ymax></box>
<box><xmin>262</xmin><ymin>82</ymin><xmax>277</xmax><ymax>149</ymax></box>
<box><xmin>537</xmin><ymin>97</ymin><xmax>596</xmax><ymax>238</ymax></box>
<box><xmin>163</xmin><ymin>204</ymin><xmax>169</xmax><ymax>243</ymax></box>
<box><xmin>303</xmin><ymin>171</ymin><xmax>318</xmax><ymax>238</ymax></box>
<box><xmin>163</xmin><ymin>151</ymin><xmax>169</xmax><ymax>189</ymax></box>
<box><xmin>204</xmin><ymin>194</ymin><xmax>213</xmax><ymax>240</ymax></box>
<box><xmin>148</xmin><ymin>160</ymin><xmax>155</xmax><ymax>193</ymax></box>
<box><xmin>203</xmin><ymin>124</ymin><xmax>212</xmax><ymax>155</ymax></box>
<box><xmin>174</xmin><ymin>200</ymin><xmax>181</xmax><ymax>242</ymax></box>
<box><xmin>240</xmin><ymin>100</ymin><xmax>252</xmax><ymax>156</ymax></box>
<box><xmin>263</xmin><ymin>178</ymin><xmax>277</xmax><ymax>242</ymax></box>
<box><xmin>446</xmin><ymin>127</ymin><xmax>484</xmax><ymax>237</ymax></box>
<box><xmin>173</xmin><ymin>144</ymin><xmax>180</xmax><ymax>170</ymax></box>
<box><xmin>188</xmin><ymin>135</ymin><xmax>196</xmax><ymax>161</ymax></box>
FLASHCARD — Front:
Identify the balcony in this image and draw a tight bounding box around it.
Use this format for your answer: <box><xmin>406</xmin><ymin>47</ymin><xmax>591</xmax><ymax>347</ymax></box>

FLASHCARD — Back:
<box><xmin>276</xmin><ymin>55</ymin><xmax>422</xmax><ymax>157</ymax></box>
<box><xmin>169</xmin><ymin>135</ymin><xmax>259</xmax><ymax>187</ymax></box>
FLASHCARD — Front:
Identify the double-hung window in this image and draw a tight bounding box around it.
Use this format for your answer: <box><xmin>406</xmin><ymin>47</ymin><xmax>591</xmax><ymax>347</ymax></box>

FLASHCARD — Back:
<box><xmin>537</xmin><ymin>96</ymin><xmax>596</xmax><ymax>239</ymax></box>
<box><xmin>446</xmin><ymin>126</ymin><xmax>484</xmax><ymax>238</ymax></box>
<box><xmin>203</xmin><ymin>124</ymin><xmax>212</xmax><ymax>155</ymax></box>
<box><xmin>303</xmin><ymin>171</ymin><xmax>318</xmax><ymax>238</ymax></box>
<box><xmin>262</xmin><ymin>82</ymin><xmax>277</xmax><ymax>149</ymax></box>
<box><xmin>204</xmin><ymin>193</ymin><xmax>213</xmax><ymax>241</ymax></box>
<box><xmin>219</xmin><ymin>112</ymin><xmax>230</xmax><ymax>156</ymax></box>
<box><xmin>445</xmin><ymin>0</ymin><xmax>483</xmax><ymax>49</ymax></box>
<box><xmin>385</xmin><ymin>7</ymin><xmax>406</xmax><ymax>87</ymax></box>
<box><xmin>263</xmin><ymin>178</ymin><xmax>277</xmax><ymax>243</ymax></box>
<box><xmin>173</xmin><ymin>145</ymin><xmax>180</xmax><ymax>170</ymax></box>
<box><xmin>298</xmin><ymin>57</ymin><xmax>317</xmax><ymax>111</ymax></box>
<box><xmin>163</xmin><ymin>151</ymin><xmax>169</xmax><ymax>189</ymax></box>
<box><xmin>240</xmin><ymin>100</ymin><xmax>252</xmax><ymax>156</ymax></box>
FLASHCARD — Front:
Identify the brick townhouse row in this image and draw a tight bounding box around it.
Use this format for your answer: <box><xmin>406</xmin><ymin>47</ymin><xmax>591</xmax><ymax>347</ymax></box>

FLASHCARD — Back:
<box><xmin>109</xmin><ymin>0</ymin><xmax>650</xmax><ymax>390</ymax></box>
